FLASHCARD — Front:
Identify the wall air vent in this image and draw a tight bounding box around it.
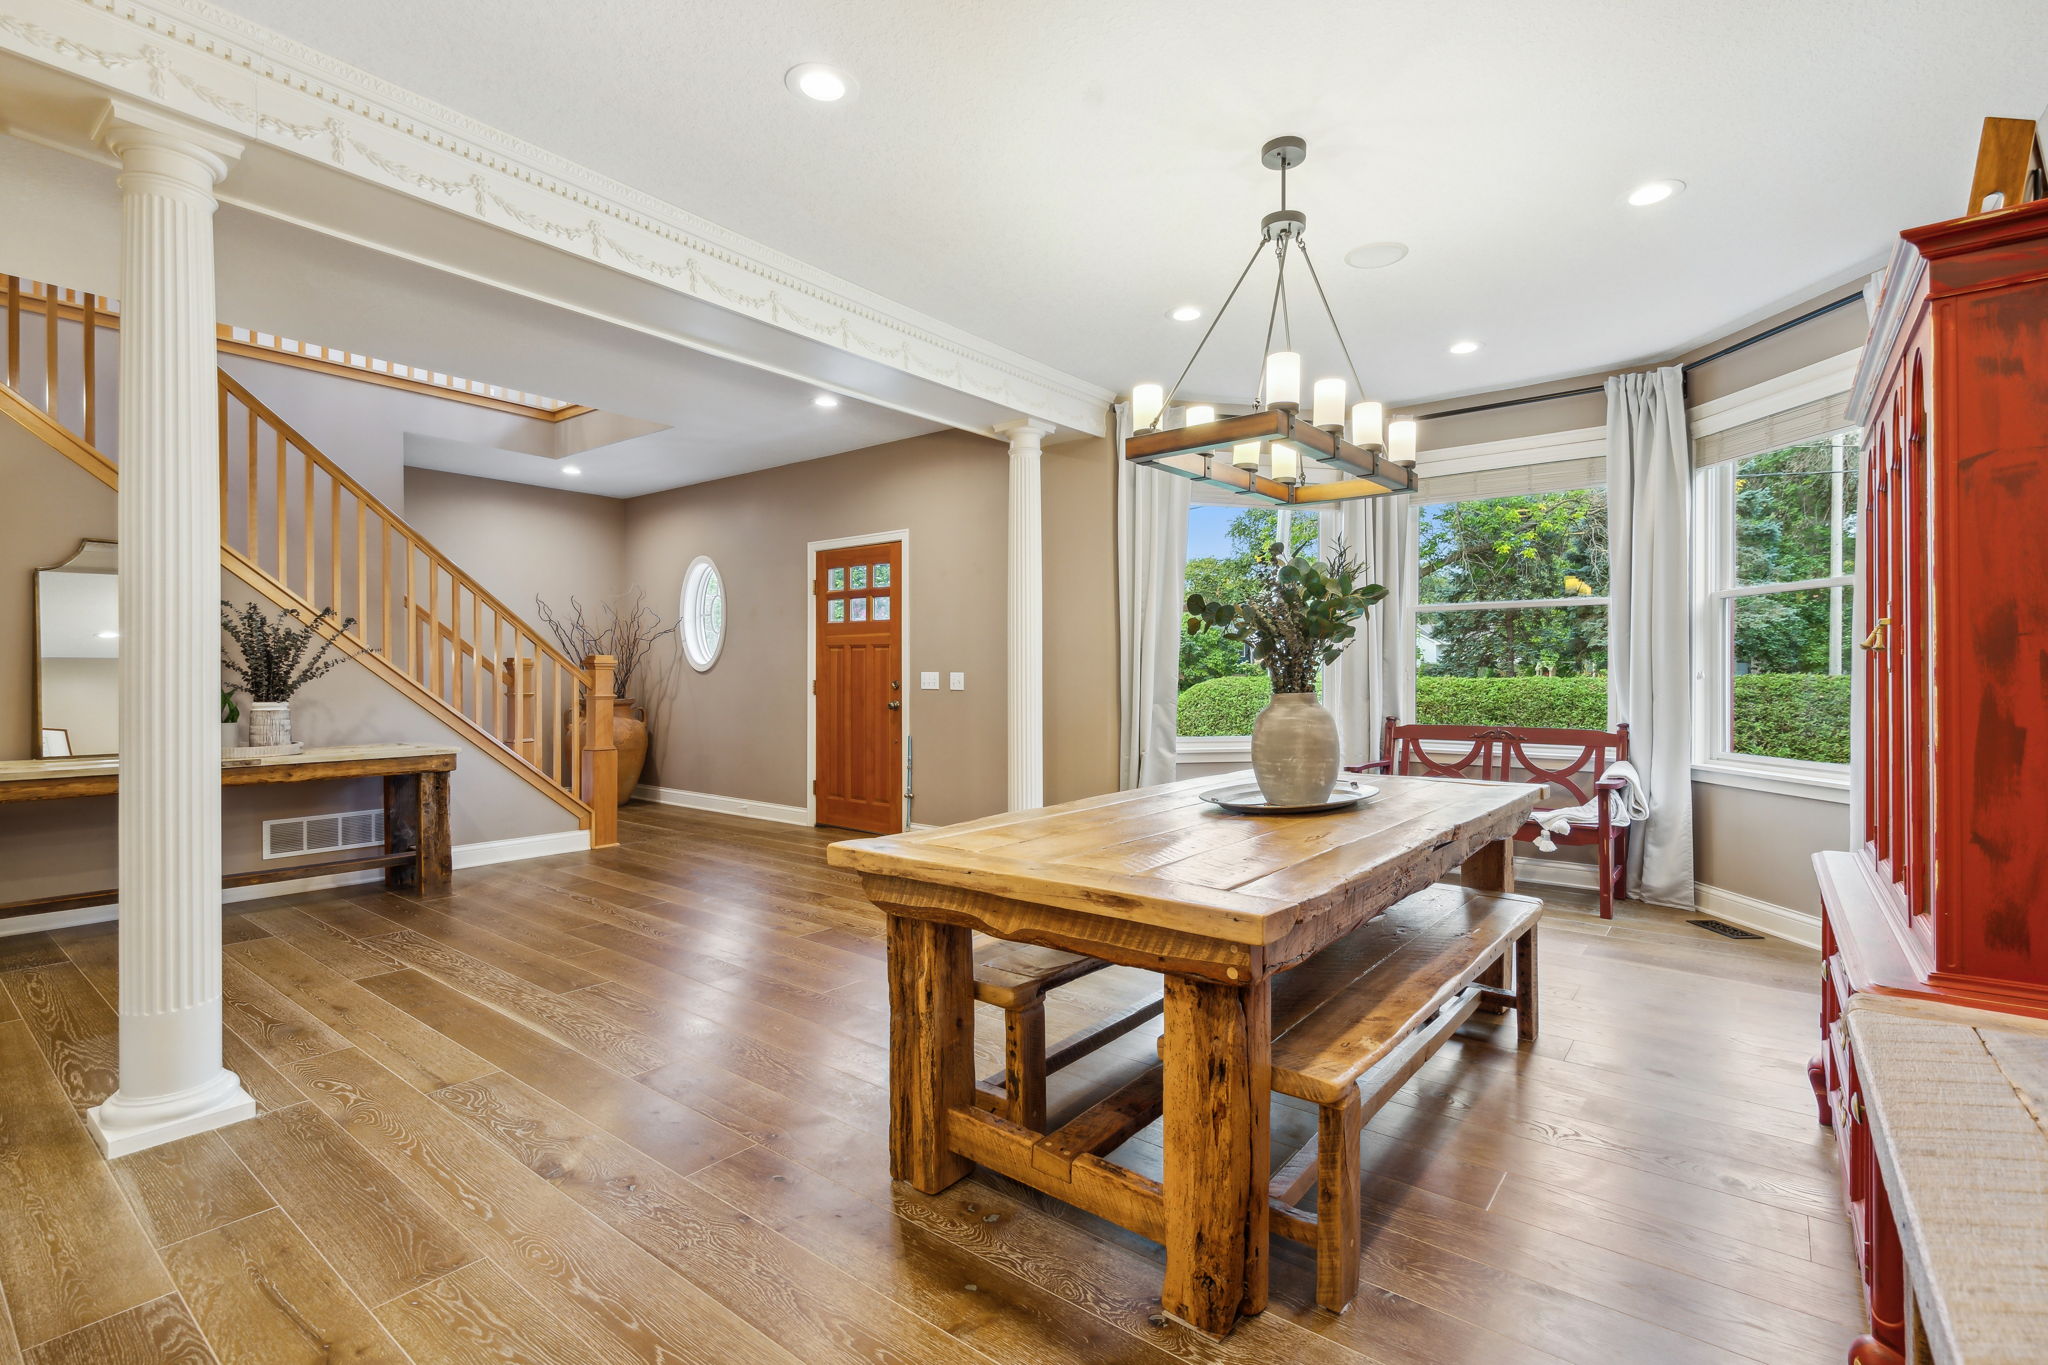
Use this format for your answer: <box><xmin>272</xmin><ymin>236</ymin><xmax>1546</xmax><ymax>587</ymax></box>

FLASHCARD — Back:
<box><xmin>263</xmin><ymin>809</ymin><xmax>384</xmax><ymax>859</ymax></box>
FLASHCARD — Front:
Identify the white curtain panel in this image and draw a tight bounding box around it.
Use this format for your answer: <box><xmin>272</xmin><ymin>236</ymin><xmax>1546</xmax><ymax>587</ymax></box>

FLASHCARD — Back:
<box><xmin>1325</xmin><ymin>495</ymin><xmax>1416</xmax><ymax>768</ymax></box>
<box><xmin>1605</xmin><ymin>366</ymin><xmax>1696</xmax><ymax>908</ymax></box>
<box><xmin>1115</xmin><ymin>402</ymin><xmax>1189</xmax><ymax>789</ymax></box>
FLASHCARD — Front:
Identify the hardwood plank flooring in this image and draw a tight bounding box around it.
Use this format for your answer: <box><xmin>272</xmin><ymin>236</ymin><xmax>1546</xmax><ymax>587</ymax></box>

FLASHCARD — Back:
<box><xmin>0</xmin><ymin>801</ymin><xmax>1861</xmax><ymax>1363</ymax></box>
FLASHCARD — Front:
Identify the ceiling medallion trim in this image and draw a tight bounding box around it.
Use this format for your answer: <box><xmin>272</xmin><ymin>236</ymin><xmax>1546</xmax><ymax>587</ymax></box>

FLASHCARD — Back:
<box><xmin>0</xmin><ymin>0</ymin><xmax>1111</xmax><ymax>434</ymax></box>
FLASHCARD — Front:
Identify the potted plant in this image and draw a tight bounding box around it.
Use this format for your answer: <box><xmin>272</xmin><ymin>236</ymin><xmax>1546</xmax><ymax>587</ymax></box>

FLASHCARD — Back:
<box><xmin>221</xmin><ymin>688</ymin><xmax>241</xmax><ymax>750</ymax></box>
<box><xmin>1185</xmin><ymin>541</ymin><xmax>1386</xmax><ymax>805</ymax></box>
<box><xmin>221</xmin><ymin>602</ymin><xmax>362</xmax><ymax>750</ymax></box>
<box><xmin>537</xmin><ymin>590</ymin><xmax>679</xmax><ymax>806</ymax></box>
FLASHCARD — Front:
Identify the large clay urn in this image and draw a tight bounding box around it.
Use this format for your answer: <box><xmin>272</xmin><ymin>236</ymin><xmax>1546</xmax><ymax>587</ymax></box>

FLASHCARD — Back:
<box><xmin>612</xmin><ymin>699</ymin><xmax>650</xmax><ymax>807</ymax></box>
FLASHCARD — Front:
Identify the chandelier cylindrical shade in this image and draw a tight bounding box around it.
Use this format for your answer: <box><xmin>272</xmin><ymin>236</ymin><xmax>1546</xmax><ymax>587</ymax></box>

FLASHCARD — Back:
<box><xmin>1184</xmin><ymin>404</ymin><xmax>1217</xmax><ymax>427</ymax></box>
<box><xmin>1388</xmin><ymin>418</ymin><xmax>1418</xmax><ymax>464</ymax></box>
<box><xmin>1312</xmin><ymin>379</ymin><xmax>1346</xmax><ymax>428</ymax></box>
<box><xmin>1264</xmin><ymin>351</ymin><xmax>1301</xmax><ymax>408</ymax></box>
<box><xmin>1270</xmin><ymin>441</ymin><xmax>1302</xmax><ymax>483</ymax></box>
<box><xmin>1232</xmin><ymin>440</ymin><xmax>1262</xmax><ymax>470</ymax></box>
<box><xmin>1350</xmin><ymin>401</ymin><xmax>1384</xmax><ymax>449</ymax></box>
<box><xmin>1132</xmin><ymin>383</ymin><xmax>1165</xmax><ymax>430</ymax></box>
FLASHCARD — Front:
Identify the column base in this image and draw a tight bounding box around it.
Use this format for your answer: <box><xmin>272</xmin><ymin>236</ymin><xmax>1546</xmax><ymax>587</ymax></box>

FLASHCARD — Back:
<box><xmin>86</xmin><ymin>1069</ymin><xmax>257</xmax><ymax>1159</ymax></box>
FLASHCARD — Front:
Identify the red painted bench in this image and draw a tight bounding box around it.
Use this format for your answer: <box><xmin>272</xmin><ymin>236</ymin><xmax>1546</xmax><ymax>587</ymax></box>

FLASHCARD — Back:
<box><xmin>1348</xmin><ymin>718</ymin><xmax>1631</xmax><ymax>918</ymax></box>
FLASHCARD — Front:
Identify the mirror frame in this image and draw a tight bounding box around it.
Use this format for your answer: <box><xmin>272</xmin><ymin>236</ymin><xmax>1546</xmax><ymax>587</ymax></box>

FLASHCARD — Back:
<box><xmin>34</xmin><ymin>538</ymin><xmax>119</xmax><ymax>759</ymax></box>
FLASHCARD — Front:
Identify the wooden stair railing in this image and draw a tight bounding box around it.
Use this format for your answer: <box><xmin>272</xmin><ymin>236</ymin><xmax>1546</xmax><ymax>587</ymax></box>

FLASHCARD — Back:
<box><xmin>0</xmin><ymin>275</ymin><xmax>618</xmax><ymax>846</ymax></box>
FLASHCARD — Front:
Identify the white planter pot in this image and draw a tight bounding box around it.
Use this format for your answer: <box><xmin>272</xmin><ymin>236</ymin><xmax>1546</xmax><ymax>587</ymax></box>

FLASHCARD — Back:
<box><xmin>246</xmin><ymin>702</ymin><xmax>292</xmax><ymax>749</ymax></box>
<box><xmin>1251</xmin><ymin>691</ymin><xmax>1340</xmax><ymax>806</ymax></box>
<box><xmin>221</xmin><ymin>720</ymin><xmax>241</xmax><ymax>751</ymax></box>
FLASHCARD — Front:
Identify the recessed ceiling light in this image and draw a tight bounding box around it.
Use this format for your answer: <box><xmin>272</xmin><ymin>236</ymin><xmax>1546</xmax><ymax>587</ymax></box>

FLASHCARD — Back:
<box><xmin>1626</xmin><ymin>179</ymin><xmax>1685</xmax><ymax>207</ymax></box>
<box><xmin>1448</xmin><ymin>340</ymin><xmax>1481</xmax><ymax>355</ymax></box>
<box><xmin>785</xmin><ymin>63</ymin><xmax>853</xmax><ymax>103</ymax></box>
<box><xmin>561</xmin><ymin>465</ymin><xmax>582</xmax><ymax>477</ymax></box>
<box><xmin>813</xmin><ymin>393</ymin><xmax>841</xmax><ymax>408</ymax></box>
<box><xmin>1343</xmin><ymin>242</ymin><xmax>1409</xmax><ymax>270</ymax></box>
<box><xmin>1168</xmin><ymin>304</ymin><xmax>1202</xmax><ymax>322</ymax></box>
<box><xmin>96</xmin><ymin>630</ymin><xmax>119</xmax><ymax>639</ymax></box>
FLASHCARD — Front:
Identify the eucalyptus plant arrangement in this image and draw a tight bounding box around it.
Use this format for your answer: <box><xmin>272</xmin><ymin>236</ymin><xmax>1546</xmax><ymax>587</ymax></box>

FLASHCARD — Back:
<box><xmin>1185</xmin><ymin>541</ymin><xmax>1387</xmax><ymax>694</ymax></box>
<box><xmin>220</xmin><ymin>602</ymin><xmax>362</xmax><ymax>703</ymax></box>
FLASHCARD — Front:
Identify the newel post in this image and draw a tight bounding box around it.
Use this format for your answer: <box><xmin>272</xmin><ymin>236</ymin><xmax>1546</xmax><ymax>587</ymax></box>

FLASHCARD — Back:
<box><xmin>581</xmin><ymin>653</ymin><xmax>619</xmax><ymax>848</ymax></box>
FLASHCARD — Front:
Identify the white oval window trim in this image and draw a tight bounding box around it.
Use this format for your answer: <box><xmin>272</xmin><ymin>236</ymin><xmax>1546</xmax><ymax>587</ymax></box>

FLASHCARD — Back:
<box><xmin>680</xmin><ymin>555</ymin><xmax>725</xmax><ymax>672</ymax></box>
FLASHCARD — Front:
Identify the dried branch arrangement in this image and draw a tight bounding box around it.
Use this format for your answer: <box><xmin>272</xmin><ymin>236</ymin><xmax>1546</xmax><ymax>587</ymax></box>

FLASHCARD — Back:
<box><xmin>221</xmin><ymin>602</ymin><xmax>363</xmax><ymax>703</ymax></box>
<box><xmin>536</xmin><ymin>589</ymin><xmax>679</xmax><ymax>701</ymax></box>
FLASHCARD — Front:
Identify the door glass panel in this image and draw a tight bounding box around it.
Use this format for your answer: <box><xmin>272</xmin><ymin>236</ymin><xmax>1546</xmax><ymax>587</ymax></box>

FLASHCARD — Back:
<box><xmin>849</xmin><ymin>596</ymin><xmax>868</xmax><ymax>622</ymax></box>
<box><xmin>873</xmin><ymin>563</ymin><xmax>892</xmax><ymax>587</ymax></box>
<box><xmin>828</xmin><ymin>599</ymin><xmax>846</xmax><ymax>623</ymax></box>
<box><xmin>828</xmin><ymin>567</ymin><xmax>845</xmax><ymax>592</ymax></box>
<box><xmin>850</xmin><ymin>565</ymin><xmax>868</xmax><ymax>590</ymax></box>
<box><xmin>873</xmin><ymin>594</ymin><xmax>891</xmax><ymax>621</ymax></box>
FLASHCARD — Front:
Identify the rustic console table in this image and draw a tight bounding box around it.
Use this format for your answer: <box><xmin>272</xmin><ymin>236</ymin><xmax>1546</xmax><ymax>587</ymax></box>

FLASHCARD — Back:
<box><xmin>0</xmin><ymin>743</ymin><xmax>456</xmax><ymax>921</ymax></box>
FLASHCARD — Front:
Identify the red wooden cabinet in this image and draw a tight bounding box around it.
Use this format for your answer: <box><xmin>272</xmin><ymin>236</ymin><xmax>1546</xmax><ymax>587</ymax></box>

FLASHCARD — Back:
<box><xmin>1815</xmin><ymin>196</ymin><xmax>2048</xmax><ymax>1361</ymax></box>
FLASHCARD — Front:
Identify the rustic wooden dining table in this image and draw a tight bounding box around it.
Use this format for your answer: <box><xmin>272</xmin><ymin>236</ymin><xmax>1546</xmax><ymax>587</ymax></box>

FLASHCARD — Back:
<box><xmin>827</xmin><ymin>769</ymin><xmax>1543</xmax><ymax>1336</ymax></box>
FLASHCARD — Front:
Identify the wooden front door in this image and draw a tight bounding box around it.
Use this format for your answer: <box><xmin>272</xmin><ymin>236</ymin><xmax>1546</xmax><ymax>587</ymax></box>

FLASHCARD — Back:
<box><xmin>814</xmin><ymin>542</ymin><xmax>903</xmax><ymax>833</ymax></box>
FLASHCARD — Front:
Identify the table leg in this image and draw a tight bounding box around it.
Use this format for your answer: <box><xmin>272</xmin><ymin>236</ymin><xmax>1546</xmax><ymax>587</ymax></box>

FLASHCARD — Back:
<box><xmin>1465</xmin><ymin>837</ymin><xmax>1515</xmax><ymax>1012</ymax></box>
<box><xmin>1162</xmin><ymin>973</ymin><xmax>1271</xmax><ymax>1335</ymax></box>
<box><xmin>383</xmin><ymin>770</ymin><xmax>452</xmax><ymax>894</ymax></box>
<box><xmin>886</xmin><ymin>913</ymin><xmax>974</xmax><ymax>1193</ymax></box>
<box><xmin>419</xmin><ymin>770</ymin><xmax>452</xmax><ymax>894</ymax></box>
<box><xmin>383</xmin><ymin>773</ymin><xmax>420</xmax><ymax>892</ymax></box>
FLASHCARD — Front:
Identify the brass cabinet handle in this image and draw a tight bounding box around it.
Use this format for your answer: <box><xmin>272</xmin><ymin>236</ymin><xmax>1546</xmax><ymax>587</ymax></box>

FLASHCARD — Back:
<box><xmin>886</xmin><ymin>700</ymin><xmax>902</xmax><ymax>711</ymax></box>
<box><xmin>1859</xmin><ymin>618</ymin><xmax>1890</xmax><ymax>652</ymax></box>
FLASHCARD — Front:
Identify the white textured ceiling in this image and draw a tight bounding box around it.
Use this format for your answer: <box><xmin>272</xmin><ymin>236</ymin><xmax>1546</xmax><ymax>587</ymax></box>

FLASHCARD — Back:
<box><xmin>205</xmin><ymin>0</ymin><xmax>2048</xmax><ymax>408</ymax></box>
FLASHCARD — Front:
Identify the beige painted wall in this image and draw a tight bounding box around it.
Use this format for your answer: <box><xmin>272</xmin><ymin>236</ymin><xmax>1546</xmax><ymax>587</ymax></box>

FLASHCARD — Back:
<box><xmin>402</xmin><ymin>468</ymin><xmax>629</xmax><ymax>624</ymax></box>
<box><xmin>1043</xmin><ymin>433</ymin><xmax>1121</xmax><ymax>804</ymax></box>
<box><xmin>1693</xmin><ymin>782</ymin><xmax>1850</xmax><ymax>916</ymax></box>
<box><xmin>623</xmin><ymin>429</ymin><xmax>1009</xmax><ymax>826</ymax></box>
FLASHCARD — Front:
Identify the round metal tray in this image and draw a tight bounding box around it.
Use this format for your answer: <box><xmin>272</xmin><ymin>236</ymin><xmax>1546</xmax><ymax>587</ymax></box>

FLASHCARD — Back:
<box><xmin>1197</xmin><ymin>780</ymin><xmax>1378</xmax><ymax>816</ymax></box>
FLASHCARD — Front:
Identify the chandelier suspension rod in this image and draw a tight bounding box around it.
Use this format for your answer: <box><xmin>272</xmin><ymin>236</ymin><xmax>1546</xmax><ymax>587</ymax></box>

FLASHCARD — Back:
<box><xmin>1297</xmin><ymin>240</ymin><xmax>1366</xmax><ymax>399</ymax></box>
<box><xmin>1161</xmin><ymin>238</ymin><xmax>1267</xmax><ymax>411</ymax></box>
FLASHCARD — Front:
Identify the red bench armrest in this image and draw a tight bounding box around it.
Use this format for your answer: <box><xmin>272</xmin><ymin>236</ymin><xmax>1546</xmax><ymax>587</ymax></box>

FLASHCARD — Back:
<box><xmin>1344</xmin><ymin>759</ymin><xmax>1393</xmax><ymax>774</ymax></box>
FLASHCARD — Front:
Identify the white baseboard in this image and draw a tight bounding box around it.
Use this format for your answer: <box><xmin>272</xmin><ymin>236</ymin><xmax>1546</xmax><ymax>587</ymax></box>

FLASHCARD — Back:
<box><xmin>0</xmin><ymin>828</ymin><xmax>593</xmax><ymax>937</ymax></box>
<box><xmin>1512</xmin><ymin>856</ymin><xmax>1600</xmax><ymax>891</ymax></box>
<box><xmin>1694</xmin><ymin>883</ymin><xmax>1822</xmax><ymax>950</ymax></box>
<box><xmin>632</xmin><ymin>784</ymin><xmax>812</xmax><ymax>827</ymax></box>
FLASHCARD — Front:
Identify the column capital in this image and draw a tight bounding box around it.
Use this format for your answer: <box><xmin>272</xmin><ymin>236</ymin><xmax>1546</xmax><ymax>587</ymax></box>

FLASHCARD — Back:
<box><xmin>993</xmin><ymin>416</ymin><xmax>1058</xmax><ymax>452</ymax></box>
<box><xmin>93</xmin><ymin>98</ymin><xmax>245</xmax><ymax>187</ymax></box>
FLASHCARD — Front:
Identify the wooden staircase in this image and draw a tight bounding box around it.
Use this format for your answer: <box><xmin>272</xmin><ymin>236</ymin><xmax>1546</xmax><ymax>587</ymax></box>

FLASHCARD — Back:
<box><xmin>2</xmin><ymin>276</ymin><xmax>617</xmax><ymax>846</ymax></box>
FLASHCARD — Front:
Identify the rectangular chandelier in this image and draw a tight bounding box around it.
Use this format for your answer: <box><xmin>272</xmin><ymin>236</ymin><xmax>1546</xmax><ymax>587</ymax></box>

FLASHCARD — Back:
<box><xmin>1124</xmin><ymin>406</ymin><xmax>1417</xmax><ymax>504</ymax></box>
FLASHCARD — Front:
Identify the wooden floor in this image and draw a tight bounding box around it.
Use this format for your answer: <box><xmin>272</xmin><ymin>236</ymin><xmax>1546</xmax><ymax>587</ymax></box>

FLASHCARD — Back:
<box><xmin>0</xmin><ymin>803</ymin><xmax>1864</xmax><ymax>1364</ymax></box>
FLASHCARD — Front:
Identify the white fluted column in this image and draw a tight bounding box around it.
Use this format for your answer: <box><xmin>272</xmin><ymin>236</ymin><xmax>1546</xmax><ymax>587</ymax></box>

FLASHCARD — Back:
<box><xmin>997</xmin><ymin>418</ymin><xmax>1056</xmax><ymax>811</ymax></box>
<box><xmin>86</xmin><ymin>103</ymin><xmax>252</xmax><ymax>1160</ymax></box>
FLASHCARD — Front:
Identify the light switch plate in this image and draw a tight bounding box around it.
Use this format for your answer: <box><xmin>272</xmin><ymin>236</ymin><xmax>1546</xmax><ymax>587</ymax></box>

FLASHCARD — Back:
<box><xmin>919</xmin><ymin>671</ymin><xmax>940</xmax><ymax>691</ymax></box>
<box><xmin>949</xmin><ymin>672</ymin><xmax>966</xmax><ymax>691</ymax></box>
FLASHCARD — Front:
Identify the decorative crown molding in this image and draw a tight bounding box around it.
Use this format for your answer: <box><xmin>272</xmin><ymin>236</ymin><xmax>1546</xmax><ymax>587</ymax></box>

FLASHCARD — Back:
<box><xmin>0</xmin><ymin>0</ymin><xmax>1112</xmax><ymax>435</ymax></box>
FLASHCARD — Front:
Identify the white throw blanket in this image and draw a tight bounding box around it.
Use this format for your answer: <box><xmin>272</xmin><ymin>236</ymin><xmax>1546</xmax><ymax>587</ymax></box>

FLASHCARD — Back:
<box><xmin>1530</xmin><ymin>759</ymin><xmax>1650</xmax><ymax>852</ymax></box>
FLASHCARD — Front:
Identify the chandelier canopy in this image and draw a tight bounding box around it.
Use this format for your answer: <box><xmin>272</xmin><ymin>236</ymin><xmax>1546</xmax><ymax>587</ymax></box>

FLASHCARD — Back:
<box><xmin>1125</xmin><ymin>136</ymin><xmax>1418</xmax><ymax>506</ymax></box>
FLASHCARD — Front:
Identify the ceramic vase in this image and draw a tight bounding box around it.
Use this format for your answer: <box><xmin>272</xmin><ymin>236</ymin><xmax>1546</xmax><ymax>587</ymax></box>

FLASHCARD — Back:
<box><xmin>613</xmin><ymin>700</ymin><xmax>649</xmax><ymax>807</ymax></box>
<box><xmin>221</xmin><ymin>720</ymin><xmax>240</xmax><ymax>752</ymax></box>
<box><xmin>246</xmin><ymin>701</ymin><xmax>292</xmax><ymax>748</ymax></box>
<box><xmin>1251</xmin><ymin>691</ymin><xmax>1340</xmax><ymax>806</ymax></box>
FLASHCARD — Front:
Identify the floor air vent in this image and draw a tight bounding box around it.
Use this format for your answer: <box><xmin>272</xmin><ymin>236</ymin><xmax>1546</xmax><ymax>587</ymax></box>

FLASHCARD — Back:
<box><xmin>263</xmin><ymin>809</ymin><xmax>384</xmax><ymax>859</ymax></box>
<box><xmin>1688</xmin><ymin>918</ymin><xmax>1765</xmax><ymax>941</ymax></box>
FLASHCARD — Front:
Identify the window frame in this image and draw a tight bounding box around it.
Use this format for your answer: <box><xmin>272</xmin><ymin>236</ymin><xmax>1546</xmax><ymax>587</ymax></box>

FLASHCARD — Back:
<box><xmin>1688</xmin><ymin>428</ymin><xmax>1857</xmax><ymax>802</ymax></box>
<box><xmin>1411</xmin><ymin>481</ymin><xmax>1613</xmax><ymax>738</ymax></box>
<box><xmin>680</xmin><ymin>554</ymin><xmax>726</xmax><ymax>672</ymax></box>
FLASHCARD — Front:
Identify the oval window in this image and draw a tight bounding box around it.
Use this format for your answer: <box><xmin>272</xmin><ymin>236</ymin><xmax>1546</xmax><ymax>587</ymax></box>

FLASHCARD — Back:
<box><xmin>680</xmin><ymin>555</ymin><xmax>725</xmax><ymax>672</ymax></box>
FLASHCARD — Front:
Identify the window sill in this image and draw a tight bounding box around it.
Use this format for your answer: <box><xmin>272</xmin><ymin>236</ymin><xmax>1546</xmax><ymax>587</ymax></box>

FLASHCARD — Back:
<box><xmin>1177</xmin><ymin>736</ymin><xmax>1251</xmax><ymax>761</ymax></box>
<box><xmin>1691</xmin><ymin>760</ymin><xmax>1850</xmax><ymax>805</ymax></box>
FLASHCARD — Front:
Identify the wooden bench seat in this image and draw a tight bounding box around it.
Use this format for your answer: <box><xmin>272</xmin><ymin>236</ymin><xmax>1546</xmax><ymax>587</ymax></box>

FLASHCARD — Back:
<box><xmin>1267</xmin><ymin>883</ymin><xmax>1542</xmax><ymax>1311</ymax></box>
<box><xmin>971</xmin><ymin>940</ymin><xmax>1164</xmax><ymax>1132</ymax></box>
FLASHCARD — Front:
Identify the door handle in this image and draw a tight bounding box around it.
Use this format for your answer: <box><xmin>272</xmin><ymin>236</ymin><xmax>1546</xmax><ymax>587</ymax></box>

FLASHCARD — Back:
<box><xmin>886</xmin><ymin>700</ymin><xmax>902</xmax><ymax>711</ymax></box>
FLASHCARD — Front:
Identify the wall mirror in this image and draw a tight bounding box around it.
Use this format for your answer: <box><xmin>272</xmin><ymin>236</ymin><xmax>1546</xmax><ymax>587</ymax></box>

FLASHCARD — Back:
<box><xmin>35</xmin><ymin>539</ymin><xmax>119</xmax><ymax>758</ymax></box>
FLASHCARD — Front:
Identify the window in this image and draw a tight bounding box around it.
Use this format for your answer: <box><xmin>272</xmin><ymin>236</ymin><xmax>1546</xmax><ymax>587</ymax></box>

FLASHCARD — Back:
<box><xmin>1177</xmin><ymin>500</ymin><xmax>1321</xmax><ymax>740</ymax></box>
<box><xmin>680</xmin><ymin>555</ymin><xmax>725</xmax><ymax>671</ymax></box>
<box><xmin>1415</xmin><ymin>486</ymin><xmax>1610</xmax><ymax>728</ymax></box>
<box><xmin>1694</xmin><ymin>431</ymin><xmax>1858</xmax><ymax>772</ymax></box>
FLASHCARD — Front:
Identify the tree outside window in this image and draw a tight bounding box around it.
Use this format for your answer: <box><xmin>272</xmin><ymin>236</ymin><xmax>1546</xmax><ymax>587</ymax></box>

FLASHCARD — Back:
<box><xmin>1415</xmin><ymin>487</ymin><xmax>1610</xmax><ymax>729</ymax></box>
<box><xmin>1177</xmin><ymin>504</ymin><xmax>1321</xmax><ymax>737</ymax></box>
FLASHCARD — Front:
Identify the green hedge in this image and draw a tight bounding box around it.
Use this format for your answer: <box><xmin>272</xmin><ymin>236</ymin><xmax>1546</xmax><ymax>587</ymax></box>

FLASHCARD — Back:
<box><xmin>1731</xmin><ymin>673</ymin><xmax>1851</xmax><ymax>764</ymax></box>
<box><xmin>1416</xmin><ymin>675</ymin><xmax>1609</xmax><ymax>729</ymax></box>
<box><xmin>1178</xmin><ymin>675</ymin><xmax>1274</xmax><ymax>738</ymax></box>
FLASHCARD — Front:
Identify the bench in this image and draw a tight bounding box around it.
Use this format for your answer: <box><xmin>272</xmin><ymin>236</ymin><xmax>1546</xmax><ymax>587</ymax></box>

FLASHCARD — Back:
<box><xmin>1267</xmin><ymin>883</ymin><xmax>1542</xmax><ymax>1312</ymax></box>
<box><xmin>971</xmin><ymin>940</ymin><xmax>1164</xmax><ymax>1132</ymax></box>
<box><xmin>1350</xmin><ymin>718</ymin><xmax>1631</xmax><ymax>918</ymax></box>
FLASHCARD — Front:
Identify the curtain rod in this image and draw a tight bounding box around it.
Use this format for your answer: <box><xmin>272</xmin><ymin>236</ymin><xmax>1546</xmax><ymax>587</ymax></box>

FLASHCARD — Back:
<box><xmin>1417</xmin><ymin>291</ymin><xmax>1866</xmax><ymax>423</ymax></box>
